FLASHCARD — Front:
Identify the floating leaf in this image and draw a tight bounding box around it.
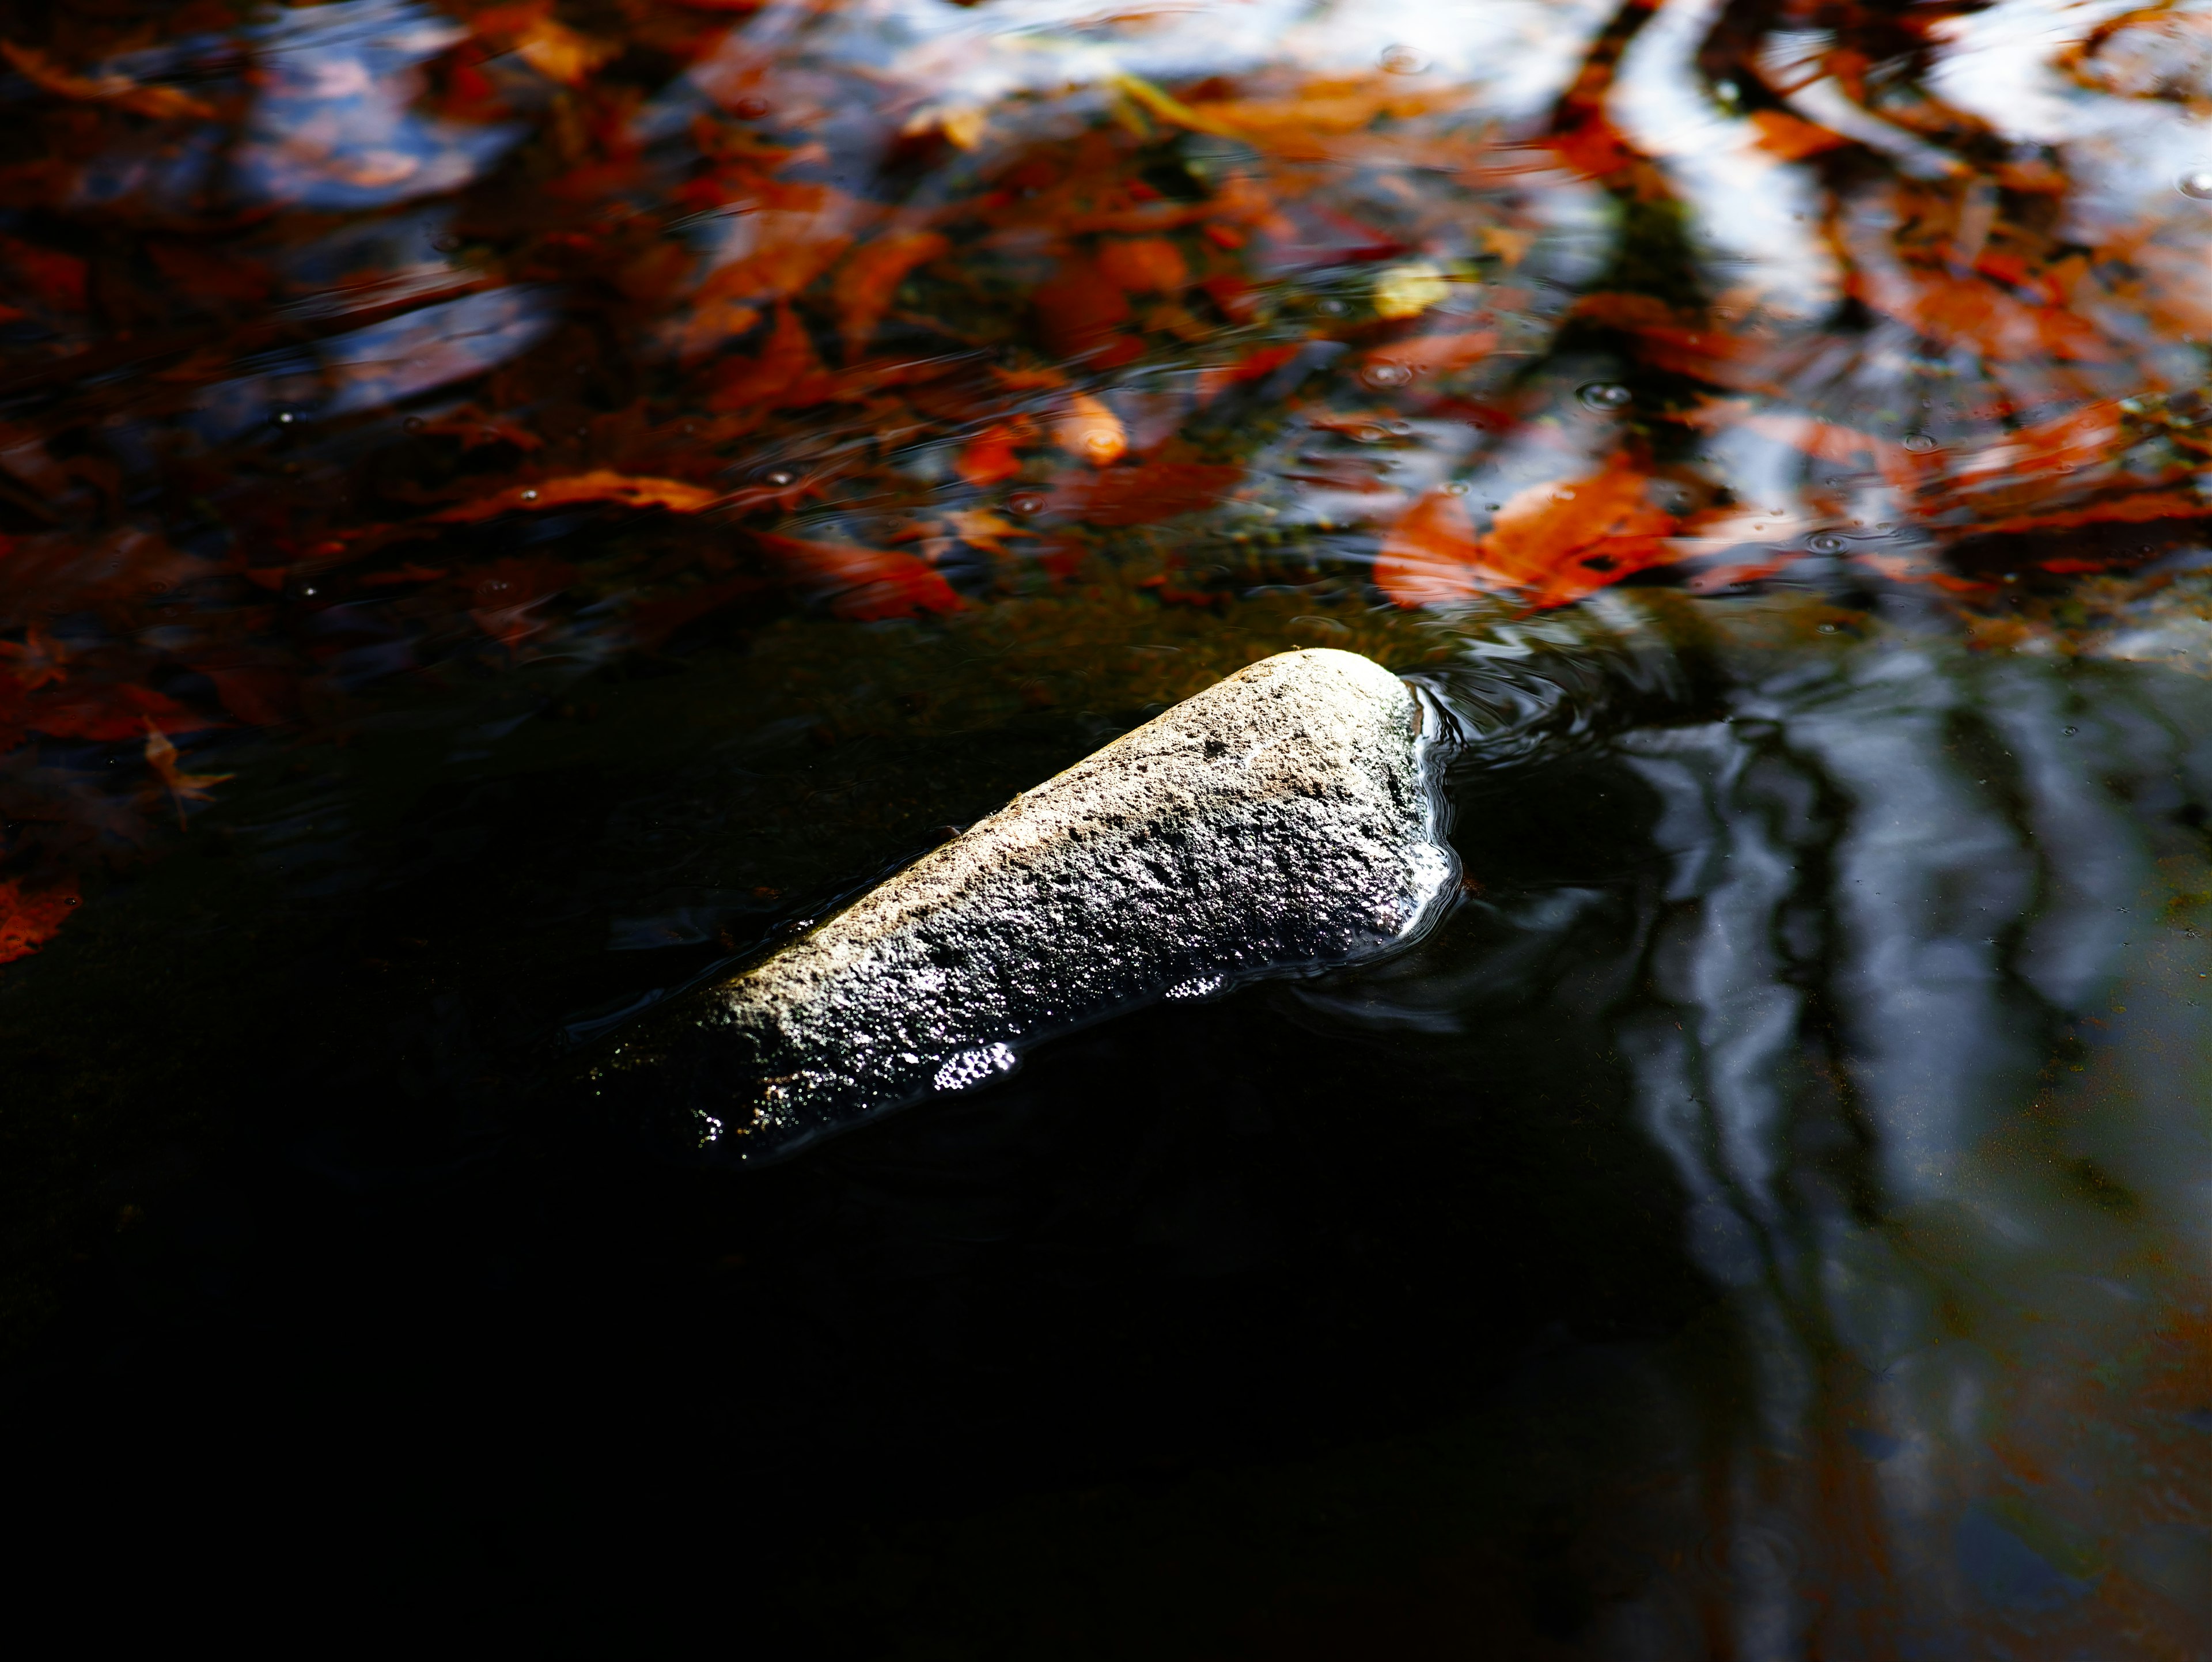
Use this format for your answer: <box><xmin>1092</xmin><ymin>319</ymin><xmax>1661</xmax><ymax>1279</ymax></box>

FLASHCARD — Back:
<box><xmin>750</xmin><ymin>532</ymin><xmax>963</xmax><ymax>620</ymax></box>
<box><xmin>434</xmin><ymin>471</ymin><xmax>721</xmax><ymax>523</ymax></box>
<box><xmin>0</xmin><ymin>872</ymin><xmax>77</xmax><ymax>967</ymax></box>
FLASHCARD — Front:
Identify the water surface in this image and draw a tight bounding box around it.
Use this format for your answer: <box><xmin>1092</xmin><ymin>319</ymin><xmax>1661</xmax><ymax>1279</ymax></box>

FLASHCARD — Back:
<box><xmin>3</xmin><ymin>0</ymin><xmax>2210</xmax><ymax>1652</ymax></box>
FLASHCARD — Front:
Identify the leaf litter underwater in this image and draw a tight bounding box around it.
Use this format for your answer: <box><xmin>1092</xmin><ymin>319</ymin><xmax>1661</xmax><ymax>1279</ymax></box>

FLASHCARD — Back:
<box><xmin>3</xmin><ymin>0</ymin><xmax>2212</xmax><ymax>1651</ymax></box>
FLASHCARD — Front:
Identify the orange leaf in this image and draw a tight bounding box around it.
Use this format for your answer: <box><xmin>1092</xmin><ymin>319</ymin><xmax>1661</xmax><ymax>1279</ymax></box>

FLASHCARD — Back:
<box><xmin>1482</xmin><ymin>459</ymin><xmax>1680</xmax><ymax>607</ymax></box>
<box><xmin>832</xmin><ymin>230</ymin><xmax>948</xmax><ymax>358</ymax></box>
<box><xmin>1748</xmin><ymin>109</ymin><xmax>1850</xmax><ymax>161</ymax></box>
<box><xmin>750</xmin><ymin>532</ymin><xmax>964</xmax><ymax>619</ymax></box>
<box><xmin>0</xmin><ymin>872</ymin><xmax>77</xmax><ymax>967</ymax></box>
<box><xmin>434</xmin><ymin>471</ymin><xmax>720</xmax><ymax>523</ymax></box>
<box><xmin>1376</xmin><ymin>489</ymin><xmax>1486</xmax><ymax>608</ymax></box>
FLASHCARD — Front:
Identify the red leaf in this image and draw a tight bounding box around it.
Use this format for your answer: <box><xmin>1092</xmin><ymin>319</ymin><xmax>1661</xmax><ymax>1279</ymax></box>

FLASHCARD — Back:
<box><xmin>1047</xmin><ymin>463</ymin><xmax>1243</xmax><ymax>527</ymax></box>
<box><xmin>26</xmin><ymin>682</ymin><xmax>205</xmax><ymax>741</ymax></box>
<box><xmin>1033</xmin><ymin>258</ymin><xmax>1132</xmax><ymax>361</ymax></box>
<box><xmin>750</xmin><ymin>531</ymin><xmax>963</xmax><ymax>619</ymax></box>
<box><xmin>0</xmin><ymin>872</ymin><xmax>77</xmax><ymax>967</ymax></box>
<box><xmin>956</xmin><ymin>425</ymin><xmax>1023</xmax><ymax>488</ymax></box>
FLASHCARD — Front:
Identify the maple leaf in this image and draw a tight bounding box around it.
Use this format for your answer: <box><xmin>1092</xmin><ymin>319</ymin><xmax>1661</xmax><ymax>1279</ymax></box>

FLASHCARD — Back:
<box><xmin>832</xmin><ymin>230</ymin><xmax>949</xmax><ymax>359</ymax></box>
<box><xmin>143</xmin><ymin>719</ymin><xmax>233</xmax><ymax>831</ymax></box>
<box><xmin>1377</xmin><ymin>462</ymin><xmax>1683</xmax><ymax>611</ymax></box>
<box><xmin>1375</xmin><ymin>489</ymin><xmax>1486</xmax><ymax>608</ymax></box>
<box><xmin>751</xmin><ymin>531</ymin><xmax>963</xmax><ymax>620</ymax></box>
<box><xmin>1482</xmin><ymin>460</ymin><xmax>1680</xmax><ymax>607</ymax></box>
<box><xmin>0</xmin><ymin>872</ymin><xmax>77</xmax><ymax>967</ymax></box>
<box><xmin>434</xmin><ymin>471</ymin><xmax>721</xmax><ymax>523</ymax></box>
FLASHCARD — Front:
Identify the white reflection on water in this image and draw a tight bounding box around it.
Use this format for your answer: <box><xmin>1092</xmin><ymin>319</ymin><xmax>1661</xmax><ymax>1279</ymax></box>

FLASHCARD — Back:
<box><xmin>1352</xmin><ymin>623</ymin><xmax>2212</xmax><ymax>1656</ymax></box>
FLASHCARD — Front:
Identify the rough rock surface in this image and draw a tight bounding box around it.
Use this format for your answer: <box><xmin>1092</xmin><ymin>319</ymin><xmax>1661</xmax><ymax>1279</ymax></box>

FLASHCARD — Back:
<box><xmin>589</xmin><ymin>648</ymin><xmax>1455</xmax><ymax>1163</ymax></box>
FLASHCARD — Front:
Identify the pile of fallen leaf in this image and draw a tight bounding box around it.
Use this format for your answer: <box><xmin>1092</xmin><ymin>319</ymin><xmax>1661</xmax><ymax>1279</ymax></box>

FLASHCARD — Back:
<box><xmin>3</xmin><ymin>0</ymin><xmax>2212</xmax><ymax>962</ymax></box>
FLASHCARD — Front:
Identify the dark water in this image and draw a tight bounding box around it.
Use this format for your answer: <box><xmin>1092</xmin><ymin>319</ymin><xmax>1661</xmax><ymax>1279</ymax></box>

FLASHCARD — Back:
<box><xmin>5</xmin><ymin>0</ymin><xmax>2212</xmax><ymax>1653</ymax></box>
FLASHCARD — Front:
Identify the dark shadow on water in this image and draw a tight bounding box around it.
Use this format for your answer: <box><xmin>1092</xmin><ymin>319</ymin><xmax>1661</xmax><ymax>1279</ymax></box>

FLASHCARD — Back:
<box><xmin>5</xmin><ymin>724</ymin><xmax>1722</xmax><ymax>1652</ymax></box>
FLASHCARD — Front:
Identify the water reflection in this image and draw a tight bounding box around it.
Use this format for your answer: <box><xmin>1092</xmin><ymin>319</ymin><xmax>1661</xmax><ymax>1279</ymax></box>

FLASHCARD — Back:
<box><xmin>1319</xmin><ymin>623</ymin><xmax>2212</xmax><ymax>1656</ymax></box>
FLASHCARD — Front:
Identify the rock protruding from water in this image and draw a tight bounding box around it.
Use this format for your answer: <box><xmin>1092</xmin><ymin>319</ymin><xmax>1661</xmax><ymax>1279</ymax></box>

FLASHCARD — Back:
<box><xmin>589</xmin><ymin>648</ymin><xmax>1455</xmax><ymax>1163</ymax></box>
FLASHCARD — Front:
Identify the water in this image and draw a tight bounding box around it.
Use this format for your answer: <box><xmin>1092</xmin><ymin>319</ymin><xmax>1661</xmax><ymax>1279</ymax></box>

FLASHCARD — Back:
<box><xmin>3</xmin><ymin>0</ymin><xmax>2211</xmax><ymax>1650</ymax></box>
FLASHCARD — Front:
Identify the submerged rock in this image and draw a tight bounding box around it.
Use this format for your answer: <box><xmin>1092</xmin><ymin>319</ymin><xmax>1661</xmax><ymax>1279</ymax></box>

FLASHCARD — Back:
<box><xmin>588</xmin><ymin>648</ymin><xmax>1456</xmax><ymax>1163</ymax></box>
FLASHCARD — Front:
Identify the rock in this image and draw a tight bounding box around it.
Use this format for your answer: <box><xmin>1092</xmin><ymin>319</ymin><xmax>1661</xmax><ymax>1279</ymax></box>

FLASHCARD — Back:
<box><xmin>587</xmin><ymin>648</ymin><xmax>1456</xmax><ymax>1163</ymax></box>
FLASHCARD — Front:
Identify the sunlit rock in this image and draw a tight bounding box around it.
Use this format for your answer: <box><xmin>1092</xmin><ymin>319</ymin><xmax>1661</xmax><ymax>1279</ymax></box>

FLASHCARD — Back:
<box><xmin>589</xmin><ymin>648</ymin><xmax>1456</xmax><ymax>1162</ymax></box>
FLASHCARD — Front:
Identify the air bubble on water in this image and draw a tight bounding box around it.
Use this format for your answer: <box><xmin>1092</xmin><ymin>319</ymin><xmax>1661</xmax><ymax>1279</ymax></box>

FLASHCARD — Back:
<box><xmin>764</xmin><ymin>467</ymin><xmax>797</xmax><ymax>486</ymax></box>
<box><xmin>1353</xmin><ymin>425</ymin><xmax>1388</xmax><ymax>444</ymax></box>
<box><xmin>1444</xmin><ymin>481</ymin><xmax>1469</xmax><ymax>495</ymax></box>
<box><xmin>935</xmin><ymin>1042</ymin><xmax>1017</xmax><ymax>1092</ymax></box>
<box><xmin>1379</xmin><ymin>44</ymin><xmax>1427</xmax><ymax>74</ymax></box>
<box><xmin>1316</xmin><ymin>297</ymin><xmax>1347</xmax><ymax>316</ymax></box>
<box><xmin>1007</xmin><ymin>490</ymin><xmax>1047</xmax><ymax>514</ymax></box>
<box><xmin>403</xmin><ymin>416</ymin><xmax>425</xmax><ymax>432</ymax></box>
<box><xmin>1578</xmin><ymin>381</ymin><xmax>1633</xmax><ymax>411</ymax></box>
<box><xmin>1903</xmin><ymin>433</ymin><xmax>1939</xmax><ymax>452</ymax></box>
<box><xmin>1363</xmin><ymin>360</ymin><xmax>1412</xmax><ymax>388</ymax></box>
<box><xmin>1817</xmin><ymin>623</ymin><xmax>1837</xmax><ymax>634</ymax></box>
<box><xmin>2063</xmin><ymin>725</ymin><xmax>2079</xmax><ymax>736</ymax></box>
<box><xmin>2181</xmin><ymin>170</ymin><xmax>2212</xmax><ymax>199</ymax></box>
<box><xmin>1808</xmin><ymin>532</ymin><xmax>1847</xmax><ymax>554</ymax></box>
<box><xmin>520</xmin><ymin>487</ymin><xmax>539</xmax><ymax>502</ymax></box>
